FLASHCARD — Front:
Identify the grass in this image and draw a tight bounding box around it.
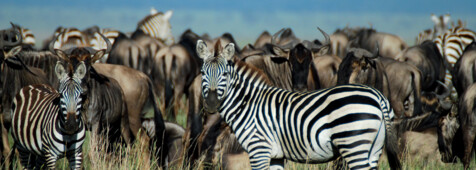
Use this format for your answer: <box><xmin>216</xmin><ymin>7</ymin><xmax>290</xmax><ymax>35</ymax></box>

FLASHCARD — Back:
<box><xmin>3</xmin><ymin>96</ymin><xmax>476</xmax><ymax>169</ymax></box>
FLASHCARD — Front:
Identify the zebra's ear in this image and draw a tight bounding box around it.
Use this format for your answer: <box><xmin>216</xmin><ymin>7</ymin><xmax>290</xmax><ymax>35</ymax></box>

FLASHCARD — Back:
<box><xmin>443</xmin><ymin>14</ymin><xmax>451</xmax><ymax>25</ymax></box>
<box><xmin>74</xmin><ymin>61</ymin><xmax>87</xmax><ymax>79</ymax></box>
<box><xmin>197</xmin><ymin>40</ymin><xmax>211</xmax><ymax>60</ymax></box>
<box><xmin>431</xmin><ymin>14</ymin><xmax>440</xmax><ymax>25</ymax></box>
<box><xmin>55</xmin><ymin>61</ymin><xmax>66</xmax><ymax>79</ymax></box>
<box><xmin>163</xmin><ymin>10</ymin><xmax>173</xmax><ymax>20</ymax></box>
<box><xmin>222</xmin><ymin>43</ymin><xmax>235</xmax><ymax>61</ymax></box>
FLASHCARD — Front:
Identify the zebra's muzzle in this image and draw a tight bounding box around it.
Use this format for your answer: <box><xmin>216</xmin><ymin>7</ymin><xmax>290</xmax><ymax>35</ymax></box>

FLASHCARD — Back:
<box><xmin>203</xmin><ymin>90</ymin><xmax>221</xmax><ymax>113</ymax></box>
<box><xmin>64</xmin><ymin>112</ymin><xmax>79</xmax><ymax>134</ymax></box>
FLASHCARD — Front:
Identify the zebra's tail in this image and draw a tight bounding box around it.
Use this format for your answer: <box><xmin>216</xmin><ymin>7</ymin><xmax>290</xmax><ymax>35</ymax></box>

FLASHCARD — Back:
<box><xmin>380</xmin><ymin>98</ymin><xmax>402</xmax><ymax>170</ymax></box>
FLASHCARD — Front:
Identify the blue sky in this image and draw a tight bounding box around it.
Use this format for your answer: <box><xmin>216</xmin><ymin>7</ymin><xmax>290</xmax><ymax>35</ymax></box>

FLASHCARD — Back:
<box><xmin>1</xmin><ymin>0</ymin><xmax>475</xmax><ymax>47</ymax></box>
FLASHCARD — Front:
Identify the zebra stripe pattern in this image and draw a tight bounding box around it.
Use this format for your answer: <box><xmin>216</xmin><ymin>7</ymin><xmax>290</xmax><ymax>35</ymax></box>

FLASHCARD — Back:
<box><xmin>53</xmin><ymin>27</ymin><xmax>88</xmax><ymax>50</ymax></box>
<box><xmin>137</xmin><ymin>9</ymin><xmax>174</xmax><ymax>45</ymax></box>
<box><xmin>12</xmin><ymin>64</ymin><xmax>87</xmax><ymax>169</ymax></box>
<box><xmin>198</xmin><ymin>40</ymin><xmax>399</xmax><ymax>169</ymax></box>
<box><xmin>90</xmin><ymin>29</ymin><xmax>120</xmax><ymax>63</ymax></box>
<box><xmin>434</xmin><ymin>25</ymin><xmax>476</xmax><ymax>100</ymax></box>
<box><xmin>20</xmin><ymin>27</ymin><xmax>36</xmax><ymax>46</ymax></box>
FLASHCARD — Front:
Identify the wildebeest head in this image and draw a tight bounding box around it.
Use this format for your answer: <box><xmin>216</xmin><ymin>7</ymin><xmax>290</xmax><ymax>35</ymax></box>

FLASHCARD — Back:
<box><xmin>437</xmin><ymin>107</ymin><xmax>459</xmax><ymax>163</ymax></box>
<box><xmin>50</xmin><ymin>31</ymin><xmax>111</xmax><ymax>134</ymax></box>
<box><xmin>270</xmin><ymin>27</ymin><xmax>330</xmax><ymax>91</ymax></box>
<box><xmin>0</xmin><ymin>23</ymin><xmax>23</xmax><ymax>62</ymax></box>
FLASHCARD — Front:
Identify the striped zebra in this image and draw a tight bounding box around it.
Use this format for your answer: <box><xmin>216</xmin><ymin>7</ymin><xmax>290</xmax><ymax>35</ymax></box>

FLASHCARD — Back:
<box><xmin>137</xmin><ymin>8</ymin><xmax>174</xmax><ymax>45</ymax></box>
<box><xmin>90</xmin><ymin>29</ymin><xmax>120</xmax><ymax>63</ymax></box>
<box><xmin>11</xmin><ymin>59</ymin><xmax>87</xmax><ymax>169</ymax></box>
<box><xmin>415</xmin><ymin>14</ymin><xmax>451</xmax><ymax>45</ymax></box>
<box><xmin>196</xmin><ymin>40</ymin><xmax>401</xmax><ymax>169</ymax></box>
<box><xmin>52</xmin><ymin>27</ymin><xmax>89</xmax><ymax>50</ymax></box>
<box><xmin>434</xmin><ymin>25</ymin><xmax>476</xmax><ymax>101</ymax></box>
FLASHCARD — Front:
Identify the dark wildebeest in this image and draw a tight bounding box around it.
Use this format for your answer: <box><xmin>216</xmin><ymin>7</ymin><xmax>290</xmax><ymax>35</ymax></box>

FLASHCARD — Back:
<box><xmin>437</xmin><ymin>83</ymin><xmax>476</xmax><ymax>170</ymax></box>
<box><xmin>396</xmin><ymin>40</ymin><xmax>447</xmax><ymax>92</ymax></box>
<box><xmin>452</xmin><ymin>41</ymin><xmax>476</xmax><ymax>97</ymax></box>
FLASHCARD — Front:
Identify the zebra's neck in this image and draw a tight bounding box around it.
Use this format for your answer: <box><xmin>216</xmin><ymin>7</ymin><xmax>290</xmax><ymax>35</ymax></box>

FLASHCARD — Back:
<box><xmin>218</xmin><ymin>61</ymin><xmax>278</xmax><ymax>131</ymax></box>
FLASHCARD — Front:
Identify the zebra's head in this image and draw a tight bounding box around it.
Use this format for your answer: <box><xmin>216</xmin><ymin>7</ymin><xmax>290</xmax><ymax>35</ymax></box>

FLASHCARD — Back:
<box><xmin>197</xmin><ymin>40</ymin><xmax>235</xmax><ymax>113</ymax></box>
<box><xmin>50</xmin><ymin>30</ymin><xmax>111</xmax><ymax>134</ymax></box>
<box><xmin>55</xmin><ymin>59</ymin><xmax>87</xmax><ymax>134</ymax></box>
<box><xmin>138</xmin><ymin>9</ymin><xmax>174</xmax><ymax>45</ymax></box>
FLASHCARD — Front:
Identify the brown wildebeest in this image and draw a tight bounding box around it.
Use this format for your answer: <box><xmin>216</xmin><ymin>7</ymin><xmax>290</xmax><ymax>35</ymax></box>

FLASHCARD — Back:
<box><xmin>253</xmin><ymin>30</ymin><xmax>272</xmax><ymax>49</ymax></box>
<box><xmin>330</xmin><ymin>30</ymin><xmax>349</xmax><ymax>58</ymax></box>
<box><xmin>336</xmin><ymin>47</ymin><xmax>391</xmax><ymax>98</ymax></box>
<box><xmin>347</xmin><ymin>28</ymin><xmax>408</xmax><ymax>60</ymax></box>
<box><xmin>107</xmin><ymin>32</ymin><xmax>150</xmax><ymax>74</ymax></box>
<box><xmin>92</xmin><ymin>63</ymin><xmax>167</xmax><ymax>166</ymax></box>
<box><xmin>307</xmin><ymin>54</ymin><xmax>341</xmax><ymax>90</ymax></box>
<box><xmin>385</xmin><ymin>61</ymin><xmax>423</xmax><ymax>118</ymax></box>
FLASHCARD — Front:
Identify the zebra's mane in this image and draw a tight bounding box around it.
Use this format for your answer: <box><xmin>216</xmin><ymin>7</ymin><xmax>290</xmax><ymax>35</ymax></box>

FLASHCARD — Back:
<box><xmin>137</xmin><ymin>12</ymin><xmax>165</xmax><ymax>28</ymax></box>
<box><xmin>233</xmin><ymin>59</ymin><xmax>272</xmax><ymax>86</ymax></box>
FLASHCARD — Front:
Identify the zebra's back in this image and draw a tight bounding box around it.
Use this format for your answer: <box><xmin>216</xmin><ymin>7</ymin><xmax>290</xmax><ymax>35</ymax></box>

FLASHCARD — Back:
<box><xmin>12</xmin><ymin>84</ymin><xmax>60</xmax><ymax>156</ymax></box>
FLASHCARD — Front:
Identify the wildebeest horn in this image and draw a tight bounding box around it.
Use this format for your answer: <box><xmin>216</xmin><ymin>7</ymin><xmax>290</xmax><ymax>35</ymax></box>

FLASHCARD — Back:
<box><xmin>436</xmin><ymin>80</ymin><xmax>452</xmax><ymax>110</ymax></box>
<box><xmin>98</xmin><ymin>31</ymin><xmax>112</xmax><ymax>54</ymax></box>
<box><xmin>317</xmin><ymin>27</ymin><xmax>330</xmax><ymax>45</ymax></box>
<box><xmin>271</xmin><ymin>28</ymin><xmax>285</xmax><ymax>45</ymax></box>
<box><xmin>49</xmin><ymin>31</ymin><xmax>70</xmax><ymax>61</ymax></box>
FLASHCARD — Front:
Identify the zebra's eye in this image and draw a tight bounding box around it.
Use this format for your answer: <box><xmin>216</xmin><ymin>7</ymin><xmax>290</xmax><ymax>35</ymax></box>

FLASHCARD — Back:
<box><xmin>222</xmin><ymin>72</ymin><xmax>228</xmax><ymax>77</ymax></box>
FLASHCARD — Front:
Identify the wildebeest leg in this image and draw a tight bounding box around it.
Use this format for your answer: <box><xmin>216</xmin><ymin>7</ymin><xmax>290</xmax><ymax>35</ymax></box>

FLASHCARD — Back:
<box><xmin>462</xmin><ymin>125</ymin><xmax>476</xmax><ymax>170</ymax></box>
<box><xmin>172</xmin><ymin>84</ymin><xmax>185</xmax><ymax>121</ymax></box>
<box><xmin>0</xmin><ymin>115</ymin><xmax>10</xmax><ymax>166</ymax></box>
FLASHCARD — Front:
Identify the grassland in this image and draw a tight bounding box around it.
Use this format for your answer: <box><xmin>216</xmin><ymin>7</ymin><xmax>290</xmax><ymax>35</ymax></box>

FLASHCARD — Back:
<box><xmin>3</xmin><ymin>97</ymin><xmax>476</xmax><ymax>170</ymax></box>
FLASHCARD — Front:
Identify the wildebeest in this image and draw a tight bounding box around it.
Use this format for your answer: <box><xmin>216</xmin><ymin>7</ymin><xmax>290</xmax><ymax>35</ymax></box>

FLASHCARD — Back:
<box><xmin>243</xmin><ymin>27</ymin><xmax>330</xmax><ymax>91</ymax></box>
<box><xmin>307</xmin><ymin>54</ymin><xmax>341</xmax><ymax>90</ymax></box>
<box><xmin>436</xmin><ymin>83</ymin><xmax>476</xmax><ymax>170</ymax></box>
<box><xmin>346</xmin><ymin>28</ymin><xmax>408</xmax><ymax>59</ymax></box>
<box><xmin>107</xmin><ymin>32</ymin><xmax>150</xmax><ymax>74</ymax></box>
<box><xmin>452</xmin><ymin>41</ymin><xmax>476</xmax><ymax>97</ymax></box>
<box><xmin>337</xmin><ymin>47</ymin><xmax>391</xmax><ymax>98</ymax></box>
<box><xmin>396</xmin><ymin>40</ymin><xmax>446</xmax><ymax>92</ymax></box>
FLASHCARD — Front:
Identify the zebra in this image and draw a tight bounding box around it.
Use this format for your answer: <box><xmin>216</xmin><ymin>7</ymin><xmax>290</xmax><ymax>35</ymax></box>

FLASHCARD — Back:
<box><xmin>434</xmin><ymin>24</ymin><xmax>476</xmax><ymax>101</ymax></box>
<box><xmin>89</xmin><ymin>28</ymin><xmax>120</xmax><ymax>63</ymax></box>
<box><xmin>51</xmin><ymin>27</ymin><xmax>88</xmax><ymax>50</ymax></box>
<box><xmin>137</xmin><ymin>8</ymin><xmax>175</xmax><ymax>45</ymax></box>
<box><xmin>11</xmin><ymin>58</ymin><xmax>87</xmax><ymax>169</ymax></box>
<box><xmin>196</xmin><ymin>40</ymin><xmax>401</xmax><ymax>170</ymax></box>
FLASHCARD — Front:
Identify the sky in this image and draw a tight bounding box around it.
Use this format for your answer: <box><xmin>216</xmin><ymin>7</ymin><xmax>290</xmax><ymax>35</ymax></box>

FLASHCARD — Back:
<box><xmin>0</xmin><ymin>0</ymin><xmax>475</xmax><ymax>48</ymax></box>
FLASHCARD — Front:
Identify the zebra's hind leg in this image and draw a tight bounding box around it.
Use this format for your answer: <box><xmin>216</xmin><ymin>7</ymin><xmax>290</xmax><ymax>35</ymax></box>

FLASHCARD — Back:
<box><xmin>17</xmin><ymin>149</ymin><xmax>36</xmax><ymax>169</ymax></box>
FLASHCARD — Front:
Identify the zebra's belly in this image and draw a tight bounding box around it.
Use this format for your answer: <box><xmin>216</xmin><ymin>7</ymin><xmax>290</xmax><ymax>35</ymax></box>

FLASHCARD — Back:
<box><xmin>280</xmin><ymin>131</ymin><xmax>336</xmax><ymax>163</ymax></box>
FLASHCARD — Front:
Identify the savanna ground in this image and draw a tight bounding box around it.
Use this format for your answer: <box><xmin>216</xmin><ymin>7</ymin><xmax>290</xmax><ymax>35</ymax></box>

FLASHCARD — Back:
<box><xmin>2</xmin><ymin>97</ymin><xmax>476</xmax><ymax>170</ymax></box>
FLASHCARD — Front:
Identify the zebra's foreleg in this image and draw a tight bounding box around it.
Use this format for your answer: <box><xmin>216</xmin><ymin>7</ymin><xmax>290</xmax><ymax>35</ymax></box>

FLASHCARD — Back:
<box><xmin>248</xmin><ymin>149</ymin><xmax>272</xmax><ymax>170</ymax></box>
<box><xmin>67</xmin><ymin>149</ymin><xmax>83</xmax><ymax>170</ymax></box>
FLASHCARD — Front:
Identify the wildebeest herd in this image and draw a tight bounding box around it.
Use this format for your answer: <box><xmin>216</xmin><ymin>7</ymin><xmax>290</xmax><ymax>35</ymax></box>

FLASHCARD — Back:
<box><xmin>0</xmin><ymin>8</ymin><xmax>475</xmax><ymax>169</ymax></box>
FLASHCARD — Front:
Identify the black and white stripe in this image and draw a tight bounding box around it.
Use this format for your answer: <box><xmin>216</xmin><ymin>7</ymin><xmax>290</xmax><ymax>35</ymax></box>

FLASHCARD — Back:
<box><xmin>11</xmin><ymin>66</ymin><xmax>86</xmax><ymax>169</ymax></box>
<box><xmin>137</xmin><ymin>8</ymin><xmax>174</xmax><ymax>45</ymax></box>
<box><xmin>53</xmin><ymin>27</ymin><xmax>88</xmax><ymax>50</ymax></box>
<box><xmin>434</xmin><ymin>25</ymin><xmax>476</xmax><ymax>101</ymax></box>
<box><xmin>198</xmin><ymin>40</ymin><xmax>400</xmax><ymax>169</ymax></box>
